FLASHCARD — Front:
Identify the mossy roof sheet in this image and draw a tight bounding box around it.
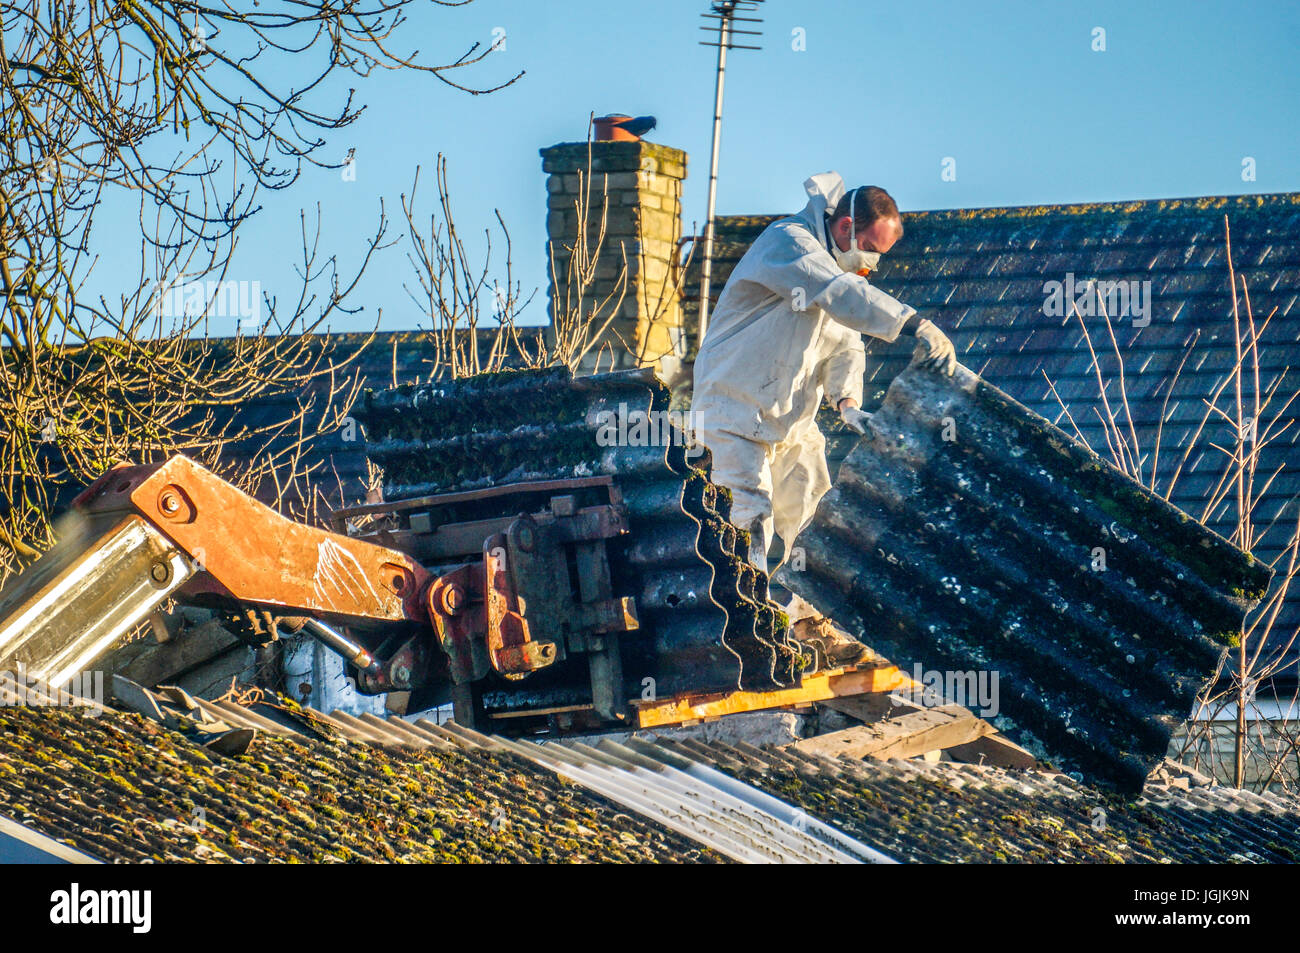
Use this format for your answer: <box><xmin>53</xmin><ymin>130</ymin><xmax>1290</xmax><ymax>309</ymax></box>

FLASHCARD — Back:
<box><xmin>665</xmin><ymin>739</ymin><xmax>1300</xmax><ymax>864</ymax></box>
<box><xmin>784</xmin><ymin>363</ymin><xmax>1270</xmax><ymax>791</ymax></box>
<box><xmin>0</xmin><ymin>704</ymin><xmax>726</xmax><ymax>863</ymax></box>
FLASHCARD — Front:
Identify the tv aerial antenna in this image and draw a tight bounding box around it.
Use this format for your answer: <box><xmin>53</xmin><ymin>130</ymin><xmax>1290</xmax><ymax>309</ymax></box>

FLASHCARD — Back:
<box><xmin>696</xmin><ymin>1</ymin><xmax>765</xmax><ymax>346</ymax></box>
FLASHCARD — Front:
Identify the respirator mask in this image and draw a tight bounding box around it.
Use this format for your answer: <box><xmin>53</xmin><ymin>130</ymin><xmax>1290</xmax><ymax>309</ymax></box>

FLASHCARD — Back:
<box><xmin>828</xmin><ymin>186</ymin><xmax>881</xmax><ymax>276</ymax></box>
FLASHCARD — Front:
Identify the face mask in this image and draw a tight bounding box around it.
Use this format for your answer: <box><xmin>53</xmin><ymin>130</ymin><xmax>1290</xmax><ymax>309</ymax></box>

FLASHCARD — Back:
<box><xmin>830</xmin><ymin>186</ymin><xmax>882</xmax><ymax>276</ymax></box>
<box><xmin>833</xmin><ymin>245</ymin><xmax>880</xmax><ymax>277</ymax></box>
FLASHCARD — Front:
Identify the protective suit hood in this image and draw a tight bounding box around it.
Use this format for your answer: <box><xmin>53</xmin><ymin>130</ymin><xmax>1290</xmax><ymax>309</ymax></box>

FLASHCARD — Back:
<box><xmin>798</xmin><ymin>172</ymin><xmax>848</xmax><ymax>249</ymax></box>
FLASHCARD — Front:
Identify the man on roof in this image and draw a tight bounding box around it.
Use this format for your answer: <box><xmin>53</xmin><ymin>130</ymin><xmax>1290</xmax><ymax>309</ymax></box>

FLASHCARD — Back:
<box><xmin>693</xmin><ymin>172</ymin><xmax>957</xmax><ymax>582</ymax></box>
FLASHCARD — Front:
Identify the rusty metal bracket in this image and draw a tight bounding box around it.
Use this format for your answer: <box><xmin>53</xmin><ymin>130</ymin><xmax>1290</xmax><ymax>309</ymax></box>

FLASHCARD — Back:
<box><xmin>421</xmin><ymin>488</ymin><xmax>640</xmax><ymax>717</ymax></box>
<box><xmin>426</xmin><ymin>563</ymin><xmax>488</xmax><ymax>684</ymax></box>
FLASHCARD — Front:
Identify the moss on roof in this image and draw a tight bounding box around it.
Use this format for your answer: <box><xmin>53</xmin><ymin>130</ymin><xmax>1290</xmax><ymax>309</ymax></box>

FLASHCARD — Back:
<box><xmin>0</xmin><ymin>705</ymin><xmax>726</xmax><ymax>863</ymax></box>
<box><xmin>688</xmin><ymin>743</ymin><xmax>1300</xmax><ymax>864</ymax></box>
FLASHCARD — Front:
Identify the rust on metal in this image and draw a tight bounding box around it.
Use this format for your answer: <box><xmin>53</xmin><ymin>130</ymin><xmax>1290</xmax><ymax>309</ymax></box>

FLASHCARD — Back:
<box><xmin>483</xmin><ymin>529</ymin><xmax>550</xmax><ymax>675</ymax></box>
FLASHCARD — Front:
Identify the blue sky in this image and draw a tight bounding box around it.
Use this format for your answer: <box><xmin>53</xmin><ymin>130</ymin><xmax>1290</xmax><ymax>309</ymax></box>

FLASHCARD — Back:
<box><xmin>109</xmin><ymin>0</ymin><xmax>1300</xmax><ymax>333</ymax></box>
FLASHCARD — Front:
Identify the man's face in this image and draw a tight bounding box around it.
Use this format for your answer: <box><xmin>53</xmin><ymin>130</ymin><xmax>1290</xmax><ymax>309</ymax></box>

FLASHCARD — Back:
<box><xmin>832</xmin><ymin>215</ymin><xmax>903</xmax><ymax>254</ymax></box>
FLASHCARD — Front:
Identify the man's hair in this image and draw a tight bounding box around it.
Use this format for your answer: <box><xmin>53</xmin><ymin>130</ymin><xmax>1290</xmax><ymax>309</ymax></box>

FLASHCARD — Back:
<box><xmin>830</xmin><ymin>186</ymin><xmax>900</xmax><ymax>231</ymax></box>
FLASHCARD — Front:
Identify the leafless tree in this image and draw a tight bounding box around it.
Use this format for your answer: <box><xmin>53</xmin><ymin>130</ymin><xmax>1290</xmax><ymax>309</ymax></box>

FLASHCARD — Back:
<box><xmin>0</xmin><ymin>1</ymin><xmax>519</xmax><ymax>578</ymax></box>
<box><xmin>547</xmin><ymin>119</ymin><xmax>632</xmax><ymax>373</ymax></box>
<box><xmin>401</xmin><ymin>155</ymin><xmax>543</xmax><ymax>379</ymax></box>
<box><xmin>402</xmin><ymin>120</ymin><xmax>682</xmax><ymax>382</ymax></box>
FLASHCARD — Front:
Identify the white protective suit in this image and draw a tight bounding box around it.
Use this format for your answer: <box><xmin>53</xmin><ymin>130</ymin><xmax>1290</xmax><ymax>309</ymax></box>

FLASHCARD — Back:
<box><xmin>692</xmin><ymin>172</ymin><xmax>917</xmax><ymax>565</ymax></box>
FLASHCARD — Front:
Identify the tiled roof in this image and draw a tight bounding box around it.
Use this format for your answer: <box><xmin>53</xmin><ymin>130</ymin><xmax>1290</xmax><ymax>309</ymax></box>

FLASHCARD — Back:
<box><xmin>169</xmin><ymin>329</ymin><xmax>541</xmax><ymax>514</ymax></box>
<box><xmin>211</xmin><ymin>331</ymin><xmax>441</xmax><ymax>511</ymax></box>
<box><xmin>0</xmin><ymin>701</ymin><xmax>725</xmax><ymax>864</ymax></box>
<box><xmin>780</xmin><ymin>363</ymin><xmax>1269</xmax><ymax>792</ymax></box>
<box><xmin>687</xmin><ymin>193</ymin><xmax>1300</xmax><ymax>676</ymax></box>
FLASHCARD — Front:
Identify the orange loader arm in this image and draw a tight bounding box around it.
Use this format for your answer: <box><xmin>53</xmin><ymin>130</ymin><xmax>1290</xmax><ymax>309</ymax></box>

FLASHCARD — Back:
<box><xmin>72</xmin><ymin>455</ymin><xmax>433</xmax><ymax>626</ymax></box>
<box><xmin>0</xmin><ymin>455</ymin><xmax>433</xmax><ymax>687</ymax></box>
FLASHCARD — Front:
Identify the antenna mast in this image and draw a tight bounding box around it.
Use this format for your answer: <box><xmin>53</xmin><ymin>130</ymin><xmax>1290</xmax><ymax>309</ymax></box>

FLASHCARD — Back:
<box><xmin>696</xmin><ymin>1</ymin><xmax>765</xmax><ymax>347</ymax></box>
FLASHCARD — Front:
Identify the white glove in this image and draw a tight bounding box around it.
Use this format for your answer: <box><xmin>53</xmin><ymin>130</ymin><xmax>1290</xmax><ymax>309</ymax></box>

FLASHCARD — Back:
<box><xmin>840</xmin><ymin>405</ymin><xmax>872</xmax><ymax>435</ymax></box>
<box><xmin>904</xmin><ymin>316</ymin><xmax>958</xmax><ymax>376</ymax></box>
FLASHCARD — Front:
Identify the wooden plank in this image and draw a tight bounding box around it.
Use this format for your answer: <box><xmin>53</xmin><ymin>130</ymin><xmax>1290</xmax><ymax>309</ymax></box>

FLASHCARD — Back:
<box><xmin>820</xmin><ymin>694</ymin><xmax>1031</xmax><ymax>767</ymax></box>
<box><xmin>827</xmin><ymin>667</ymin><xmax>917</xmax><ymax>697</ymax></box>
<box><xmin>793</xmin><ymin>704</ymin><xmax>992</xmax><ymax>761</ymax></box>
<box><xmin>489</xmin><ymin>703</ymin><xmax>594</xmax><ymax>719</ymax></box>
<box><xmin>946</xmin><ymin>733</ymin><xmax>1039</xmax><ymax>769</ymax></box>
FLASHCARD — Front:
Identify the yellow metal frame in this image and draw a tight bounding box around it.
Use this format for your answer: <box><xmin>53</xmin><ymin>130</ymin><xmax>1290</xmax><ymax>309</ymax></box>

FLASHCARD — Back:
<box><xmin>632</xmin><ymin>664</ymin><xmax>923</xmax><ymax>729</ymax></box>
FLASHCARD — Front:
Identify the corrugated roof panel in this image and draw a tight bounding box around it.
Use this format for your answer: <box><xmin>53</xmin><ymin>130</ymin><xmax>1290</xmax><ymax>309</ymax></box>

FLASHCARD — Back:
<box><xmin>0</xmin><ymin>701</ymin><xmax>726</xmax><ymax>863</ymax></box>
<box><xmin>499</xmin><ymin>737</ymin><xmax>871</xmax><ymax>864</ymax></box>
<box><xmin>778</xmin><ymin>362</ymin><xmax>1271</xmax><ymax>792</ymax></box>
<box><xmin>652</xmin><ymin>738</ymin><xmax>1300</xmax><ymax>864</ymax></box>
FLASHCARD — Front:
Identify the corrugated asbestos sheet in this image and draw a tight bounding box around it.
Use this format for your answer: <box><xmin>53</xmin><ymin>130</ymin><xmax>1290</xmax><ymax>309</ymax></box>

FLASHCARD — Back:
<box><xmin>166</xmin><ymin>692</ymin><xmax>1300</xmax><ymax>864</ymax></box>
<box><xmin>87</xmin><ymin>682</ymin><xmax>881</xmax><ymax>864</ymax></box>
<box><xmin>174</xmin><ymin>697</ymin><xmax>888</xmax><ymax>863</ymax></box>
<box><xmin>653</xmin><ymin>737</ymin><xmax>1300</xmax><ymax>864</ymax></box>
<box><xmin>685</xmin><ymin>194</ymin><xmax>1300</xmax><ymax>677</ymax></box>
<box><xmin>355</xmin><ymin>366</ymin><xmax>799</xmax><ymax>706</ymax></box>
<box><xmin>777</xmin><ymin>361</ymin><xmax>1271</xmax><ymax>792</ymax></box>
<box><xmin>493</xmin><ymin>735</ymin><xmax>885</xmax><ymax>863</ymax></box>
<box><xmin>11</xmin><ymin>681</ymin><xmax>1297</xmax><ymax>864</ymax></box>
<box><xmin>0</xmin><ymin>688</ymin><xmax>727</xmax><ymax>864</ymax></box>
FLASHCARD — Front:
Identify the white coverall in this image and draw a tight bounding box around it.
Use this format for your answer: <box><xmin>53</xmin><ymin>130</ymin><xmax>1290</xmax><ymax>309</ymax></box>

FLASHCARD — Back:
<box><xmin>692</xmin><ymin>172</ymin><xmax>917</xmax><ymax>565</ymax></box>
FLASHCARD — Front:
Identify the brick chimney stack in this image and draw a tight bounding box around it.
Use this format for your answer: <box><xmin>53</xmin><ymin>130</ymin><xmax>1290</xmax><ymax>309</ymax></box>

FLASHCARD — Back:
<box><xmin>540</xmin><ymin>136</ymin><xmax>687</xmax><ymax>372</ymax></box>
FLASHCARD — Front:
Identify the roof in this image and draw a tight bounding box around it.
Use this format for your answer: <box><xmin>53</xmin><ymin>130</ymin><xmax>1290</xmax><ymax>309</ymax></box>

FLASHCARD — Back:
<box><xmin>647</xmin><ymin>736</ymin><xmax>1300</xmax><ymax>864</ymax></box>
<box><xmin>779</xmin><ymin>363</ymin><xmax>1270</xmax><ymax>792</ymax></box>
<box><xmin>0</xmin><ymin>700</ymin><xmax>725</xmax><ymax>864</ymax></box>
<box><xmin>104</xmin><ymin>681</ymin><xmax>885</xmax><ymax>863</ymax></box>
<box><xmin>686</xmin><ymin>193</ymin><xmax>1300</xmax><ymax>678</ymax></box>
<box><xmin>5</xmin><ymin>678</ymin><xmax>1297</xmax><ymax>864</ymax></box>
<box><xmin>109</xmin><ymin>329</ymin><xmax>538</xmax><ymax>516</ymax></box>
